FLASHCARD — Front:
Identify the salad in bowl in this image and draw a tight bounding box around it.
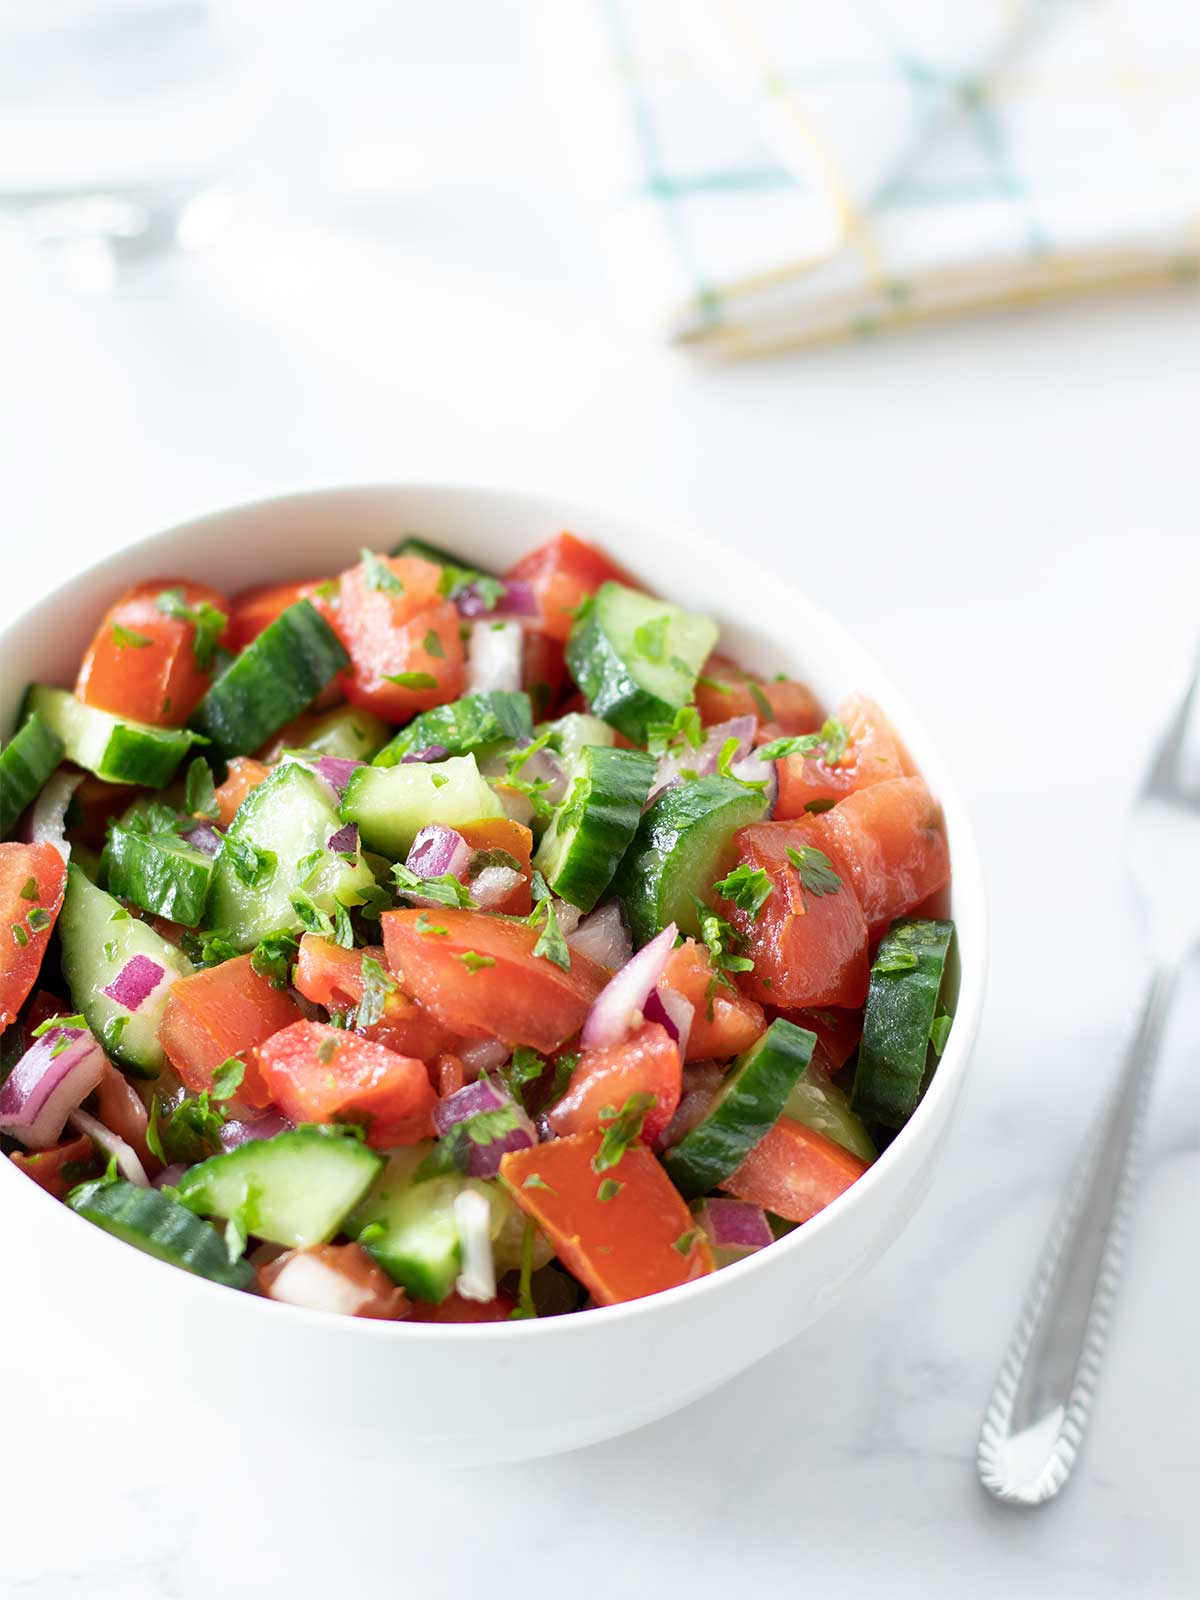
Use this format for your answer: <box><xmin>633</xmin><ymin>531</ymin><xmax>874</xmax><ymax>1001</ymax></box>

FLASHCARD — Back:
<box><xmin>0</xmin><ymin>526</ymin><xmax>954</xmax><ymax>1327</ymax></box>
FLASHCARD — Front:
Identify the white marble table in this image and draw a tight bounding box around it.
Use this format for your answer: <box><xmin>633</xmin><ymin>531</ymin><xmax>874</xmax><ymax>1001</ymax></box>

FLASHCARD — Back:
<box><xmin>1</xmin><ymin>7</ymin><xmax>1197</xmax><ymax>1595</ymax></box>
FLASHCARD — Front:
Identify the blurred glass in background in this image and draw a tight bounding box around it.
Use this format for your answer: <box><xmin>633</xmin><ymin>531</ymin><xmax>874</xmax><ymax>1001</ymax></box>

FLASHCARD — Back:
<box><xmin>0</xmin><ymin>0</ymin><xmax>262</xmax><ymax>284</ymax></box>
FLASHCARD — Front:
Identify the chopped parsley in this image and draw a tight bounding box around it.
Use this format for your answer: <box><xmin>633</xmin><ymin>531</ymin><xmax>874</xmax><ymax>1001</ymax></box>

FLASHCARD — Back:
<box><xmin>592</xmin><ymin>1091</ymin><xmax>656</xmax><ymax>1173</ymax></box>
<box><xmin>26</xmin><ymin>907</ymin><xmax>50</xmax><ymax>931</ymax></box>
<box><xmin>632</xmin><ymin>615</ymin><xmax>670</xmax><ymax>663</ymax></box>
<box><xmin>184</xmin><ymin>758</ymin><xmax>218</xmax><ymax>819</ymax></box>
<box><xmin>110</xmin><ymin>622</ymin><xmax>152</xmax><ymax>650</ymax></box>
<box><xmin>522</xmin><ymin>1173</ymin><xmax>554</xmax><ymax>1192</ymax></box>
<box><xmin>747</xmin><ymin>681</ymin><xmax>774</xmax><ymax>722</ymax></box>
<box><xmin>502</xmin><ymin>733</ymin><xmax>557</xmax><ymax>820</ymax></box>
<box><xmin>873</xmin><ymin>946</ymin><xmax>918</xmax><ymax>975</ymax></box>
<box><xmin>509</xmin><ymin>1220</ymin><xmax>539</xmax><ymax>1320</ymax></box>
<box><xmin>929</xmin><ymin>1011</ymin><xmax>953</xmax><ymax>1056</ymax></box>
<box><xmin>696</xmin><ymin>904</ymin><xmax>754</xmax><ymax>984</ymax></box>
<box><xmin>360</xmin><ymin>548</ymin><xmax>404</xmax><ymax>596</ymax></box>
<box><xmin>331</xmin><ymin>900</ymin><xmax>355</xmax><ymax>950</ymax></box>
<box><xmin>250</xmin><ymin>932</ymin><xmax>299</xmax><ymax>989</ymax></box>
<box><xmin>291</xmin><ymin>894</ymin><xmax>334</xmax><ymax>937</ymax></box>
<box><xmin>211</xmin><ymin>1059</ymin><xmax>245</xmax><ymax>1101</ymax></box>
<box><xmin>392</xmin><ymin>861</ymin><xmax>474</xmax><ymax>908</ymax></box>
<box><xmin>757</xmin><ymin>716</ymin><xmax>851</xmax><ymax>766</ymax></box>
<box><xmin>226</xmin><ymin>837</ymin><xmax>276</xmax><ymax>890</ymax></box>
<box><xmin>501</xmin><ymin>1046</ymin><xmax>548</xmax><ymax>1107</ymax></box>
<box><xmin>31</xmin><ymin>1013</ymin><xmax>86</xmax><ymax>1037</ymax></box>
<box><xmin>716</xmin><ymin>734</ymin><xmax>765</xmax><ymax>790</ymax></box>
<box><xmin>147</xmin><ymin>1091</ymin><xmax>226</xmax><ymax>1166</ymax></box>
<box><xmin>786</xmin><ymin>845</ymin><xmax>842</xmax><ymax>897</ymax></box>
<box><xmin>456</xmin><ymin>950</ymin><xmax>496</xmax><ymax>974</ymax></box>
<box><xmin>646</xmin><ymin>704</ymin><xmax>703</xmax><ymax>758</ymax></box>
<box><xmin>181</xmin><ymin>931</ymin><xmax>239</xmax><ymax>968</ymax></box>
<box><xmin>672</xmin><ymin>1230</ymin><xmax>698</xmax><ymax>1257</ymax></box>
<box><xmin>155</xmin><ymin>588</ymin><xmax>228</xmax><ymax>671</ymax></box>
<box><xmin>355</xmin><ymin>955</ymin><xmax>397</xmax><ymax>1028</ymax></box>
<box><xmin>414</xmin><ymin>912</ymin><xmax>448</xmax><ymax>936</ymax></box>
<box><xmin>596</xmin><ymin>1178</ymin><xmax>623</xmax><ymax>1203</ymax></box>
<box><xmin>423</xmin><ymin>629</ymin><xmax>445</xmax><ymax>658</ymax></box>
<box><xmin>17</xmin><ymin>877</ymin><xmax>38</xmax><ymax>901</ymax></box>
<box><xmin>528</xmin><ymin>896</ymin><xmax>571</xmax><ymax>972</ymax></box>
<box><xmin>436</xmin><ymin>565</ymin><xmax>505</xmax><ymax>610</ymax></box>
<box><xmin>11</xmin><ymin>924</ymin><xmax>27</xmax><ymax>948</ymax></box>
<box><xmin>383</xmin><ymin>671</ymin><xmax>439</xmax><ymax>690</ymax></box>
<box><xmin>466</xmin><ymin>847</ymin><xmax>522</xmax><ymax>878</ymax></box>
<box><xmin>713</xmin><ymin>864</ymin><xmax>772</xmax><ymax>918</ymax></box>
<box><xmin>316</xmin><ymin>1036</ymin><xmax>338</xmax><ymax>1065</ymax></box>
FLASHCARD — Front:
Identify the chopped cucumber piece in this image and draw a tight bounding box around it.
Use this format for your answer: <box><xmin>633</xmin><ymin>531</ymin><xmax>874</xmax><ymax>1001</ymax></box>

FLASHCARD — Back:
<box><xmin>785</xmin><ymin>1071</ymin><xmax>877</xmax><ymax>1164</ymax></box>
<box><xmin>565</xmin><ymin>581</ymin><xmax>718</xmax><ymax>743</ymax></box>
<box><xmin>177</xmin><ymin>1127</ymin><xmax>383</xmax><ymax>1249</ymax></box>
<box><xmin>191</xmin><ymin>600</ymin><xmax>349</xmax><ymax>761</ymax></box>
<box><xmin>59</xmin><ymin>863</ymin><xmax>193</xmax><ymax>1078</ymax></box>
<box><xmin>0</xmin><ymin>711</ymin><xmax>64</xmax><ymax>837</ymax></box>
<box><xmin>68</xmin><ymin>1179</ymin><xmax>255</xmax><ymax>1288</ymax></box>
<box><xmin>534</xmin><ymin>745</ymin><xmax>656</xmax><ymax>912</ymax></box>
<box><xmin>102</xmin><ymin>825</ymin><xmax>215</xmax><ymax>928</ymax></box>
<box><xmin>616</xmin><ymin>775</ymin><xmax>767</xmax><ymax>946</ymax></box>
<box><xmin>341</xmin><ymin>754</ymin><xmax>503</xmax><ymax>858</ymax></box>
<box><xmin>348</xmin><ymin>1146</ymin><xmax>518</xmax><ymax>1302</ymax></box>
<box><xmin>207</xmin><ymin>762</ymin><xmax>377</xmax><ymax>951</ymax></box>
<box><xmin>537</xmin><ymin>712</ymin><xmax>615</xmax><ymax>769</ymax></box>
<box><xmin>853</xmin><ymin>918</ymin><xmax>954</xmax><ymax>1129</ymax></box>
<box><xmin>290</xmin><ymin>706</ymin><xmax>391</xmax><ymax>762</ymax></box>
<box><xmin>24</xmin><ymin>685</ymin><xmax>200</xmax><ymax>788</ymax></box>
<box><xmin>373</xmin><ymin>691</ymin><xmax>532</xmax><ymax>768</ymax></box>
<box><xmin>664</xmin><ymin>1018</ymin><xmax>816</xmax><ymax>1199</ymax></box>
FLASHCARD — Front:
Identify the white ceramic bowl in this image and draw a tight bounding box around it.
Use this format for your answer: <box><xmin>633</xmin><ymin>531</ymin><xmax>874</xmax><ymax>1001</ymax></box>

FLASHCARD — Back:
<box><xmin>1</xmin><ymin>484</ymin><xmax>986</xmax><ymax>1464</ymax></box>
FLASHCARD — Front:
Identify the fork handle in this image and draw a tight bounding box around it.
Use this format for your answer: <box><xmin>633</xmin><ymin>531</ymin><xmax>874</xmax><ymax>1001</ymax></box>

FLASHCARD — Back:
<box><xmin>977</xmin><ymin>961</ymin><xmax>1179</xmax><ymax>1506</ymax></box>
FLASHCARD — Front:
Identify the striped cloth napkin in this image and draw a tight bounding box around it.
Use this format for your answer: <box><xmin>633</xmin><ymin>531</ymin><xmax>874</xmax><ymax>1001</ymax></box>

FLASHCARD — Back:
<box><xmin>543</xmin><ymin>0</ymin><xmax>1200</xmax><ymax>357</ymax></box>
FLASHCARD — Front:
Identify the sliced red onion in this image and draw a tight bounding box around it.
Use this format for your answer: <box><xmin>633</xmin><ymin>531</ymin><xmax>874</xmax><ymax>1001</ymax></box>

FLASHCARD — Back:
<box><xmin>695</xmin><ymin>1197</ymin><xmax>774</xmax><ymax>1257</ymax></box>
<box><xmin>644</xmin><ymin>984</ymin><xmax>694</xmax><ymax>1059</ymax></box>
<box><xmin>650</xmin><ymin>715</ymin><xmax>757</xmax><ymax>800</ymax></box>
<box><xmin>456</xmin><ymin>577</ymin><xmax>537</xmax><ymax>620</ymax></box>
<box><xmin>434</xmin><ymin>1076</ymin><xmax>537</xmax><ymax>1177</ymax></box>
<box><xmin>0</xmin><ymin>1026</ymin><xmax>107</xmax><ymax>1150</ymax></box>
<box><xmin>731</xmin><ymin>751</ymin><xmax>778</xmax><ymax>817</ymax></box>
<box><xmin>68</xmin><ymin>1107</ymin><xmax>149</xmax><ymax>1187</ymax></box>
<box><xmin>457</xmin><ymin>1037</ymin><xmax>510</xmax><ymax>1081</ymax></box>
<box><xmin>466</xmin><ymin>618</ymin><xmax>522</xmax><ymax>694</ymax></box>
<box><xmin>326</xmin><ymin>822</ymin><xmax>359</xmax><ymax>856</ymax></box>
<box><xmin>470</xmin><ymin>865</ymin><xmax>524</xmax><ymax>910</ymax></box>
<box><xmin>30</xmin><ymin>770</ymin><xmax>84</xmax><ymax>861</ymax></box>
<box><xmin>517</xmin><ymin>744</ymin><xmax>568</xmax><ymax>807</ymax></box>
<box><xmin>219</xmin><ymin>1109</ymin><xmax>294</xmax><ymax>1151</ymax></box>
<box><xmin>401</xmin><ymin>744</ymin><xmax>450</xmax><ymax>765</ymax></box>
<box><xmin>581</xmin><ymin>922</ymin><xmax>677</xmax><ymax>1050</ymax></box>
<box><xmin>153</xmin><ymin>1162</ymin><xmax>188</xmax><ymax>1189</ymax></box>
<box><xmin>182</xmin><ymin>822</ymin><xmax>223</xmax><ymax>856</ymax></box>
<box><xmin>454</xmin><ymin>1188</ymin><xmax>497</xmax><ymax>1301</ymax></box>
<box><xmin>314</xmin><ymin>756</ymin><xmax>364</xmax><ymax>795</ymax></box>
<box><xmin>406</xmin><ymin>824</ymin><xmax>470</xmax><ymax>881</ymax></box>
<box><xmin>658</xmin><ymin>1059</ymin><xmax>724</xmax><ymax>1150</ymax></box>
<box><xmin>568</xmin><ymin>902</ymin><xmax>632</xmax><ymax>971</ymax></box>
<box><xmin>102</xmin><ymin>954</ymin><xmax>165</xmax><ymax>1012</ymax></box>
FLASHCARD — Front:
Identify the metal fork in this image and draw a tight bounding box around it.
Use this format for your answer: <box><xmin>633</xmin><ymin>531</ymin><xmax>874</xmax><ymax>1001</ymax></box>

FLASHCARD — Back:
<box><xmin>977</xmin><ymin>648</ymin><xmax>1200</xmax><ymax>1506</ymax></box>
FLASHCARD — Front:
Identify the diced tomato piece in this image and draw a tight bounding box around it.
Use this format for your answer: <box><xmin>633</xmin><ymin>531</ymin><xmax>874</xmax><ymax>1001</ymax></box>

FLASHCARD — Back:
<box><xmin>259</xmin><ymin>1243</ymin><xmax>409</xmax><ymax>1320</ymax></box>
<box><xmin>8</xmin><ymin>1134</ymin><xmax>100</xmax><ymax>1199</ymax></box>
<box><xmin>326</xmin><ymin>554</ymin><xmax>464</xmax><ymax>721</ymax></box>
<box><xmin>408</xmin><ymin>1290</ymin><xmax>516</xmax><ymax>1323</ymax></box>
<box><xmin>434</xmin><ymin>1053</ymin><xmax>466</xmax><ymax>1098</ymax></box>
<box><xmin>784</xmin><ymin>1006</ymin><xmax>863</xmax><ymax>1076</ymax></box>
<box><xmin>457</xmin><ymin>818</ymin><xmax>534</xmax><ymax>916</ymax></box>
<box><xmin>292</xmin><ymin>936</ymin><xmax>457</xmax><ymax>1062</ymax></box>
<box><xmin>255</xmin><ymin>1020</ymin><xmax>436</xmax><ymax>1148</ymax></box>
<box><xmin>158</xmin><ymin>954</ymin><xmax>303</xmax><ymax>1108</ymax></box>
<box><xmin>505</xmin><ymin>532</ymin><xmax>641</xmax><ymax>643</ymax></box>
<box><xmin>75</xmin><ymin>579</ymin><xmax>230</xmax><ymax>727</ymax></box>
<box><xmin>547</xmin><ymin>1022</ymin><xmax>681</xmax><ymax>1145</ymax></box>
<box><xmin>719</xmin><ymin>821</ymin><xmax>869</xmax><ymax>1009</ymax></box>
<box><xmin>212</xmin><ymin>757</ymin><xmax>272</xmax><ymax>828</ymax></box>
<box><xmin>381</xmin><ymin>909</ymin><xmax>608</xmax><ymax>1053</ymax></box>
<box><xmin>227</xmin><ymin>579</ymin><xmax>325</xmax><ymax>650</ymax></box>
<box><xmin>660</xmin><ymin>938</ymin><xmax>765</xmax><ymax>1061</ymax></box>
<box><xmin>720</xmin><ymin>1115</ymin><xmax>867</xmax><ymax>1223</ymax></box>
<box><xmin>775</xmin><ymin>694</ymin><xmax>914</xmax><ymax>818</ymax></box>
<box><xmin>501</xmin><ymin>1131</ymin><xmax>713</xmax><ymax>1306</ymax></box>
<box><xmin>695</xmin><ymin>652</ymin><xmax>825</xmax><ymax>737</ymax></box>
<box><xmin>521</xmin><ymin>628</ymin><xmax>568</xmax><ymax>718</ymax></box>
<box><xmin>0</xmin><ymin>842</ymin><xmax>67</xmax><ymax>1035</ymax></box>
<box><xmin>807</xmin><ymin>777</ymin><xmax>951</xmax><ymax>931</ymax></box>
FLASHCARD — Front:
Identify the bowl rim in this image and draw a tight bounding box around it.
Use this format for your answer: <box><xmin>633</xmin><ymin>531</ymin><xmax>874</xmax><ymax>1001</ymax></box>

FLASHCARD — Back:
<box><xmin>0</xmin><ymin>479</ymin><xmax>989</xmax><ymax>1342</ymax></box>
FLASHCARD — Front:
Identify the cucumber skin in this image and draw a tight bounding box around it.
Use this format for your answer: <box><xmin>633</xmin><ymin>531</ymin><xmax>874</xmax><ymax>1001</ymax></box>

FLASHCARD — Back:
<box><xmin>177</xmin><ymin>1129</ymin><xmax>384</xmax><ymax>1250</ymax></box>
<box><xmin>191</xmin><ymin>600</ymin><xmax>350</xmax><ymax>761</ymax></box>
<box><xmin>102</xmin><ymin>825</ymin><xmax>214</xmax><ymax>928</ymax></box>
<box><xmin>59</xmin><ymin>863</ymin><xmax>193</xmax><ymax>1078</ymax></box>
<box><xmin>24</xmin><ymin>685</ymin><xmax>199</xmax><ymax>788</ymax></box>
<box><xmin>68</xmin><ymin>1179</ymin><xmax>255</xmax><ymax>1289</ymax></box>
<box><xmin>535</xmin><ymin>745</ymin><xmax>656</xmax><ymax>912</ymax></box>
<box><xmin>0</xmin><ymin>712</ymin><xmax>64</xmax><ymax>837</ymax></box>
<box><xmin>664</xmin><ymin>1018</ymin><xmax>817</xmax><ymax>1200</ymax></box>
<box><xmin>616</xmin><ymin>776</ymin><xmax>767</xmax><ymax>946</ymax></box>
<box><xmin>565</xmin><ymin>583</ymin><xmax>717</xmax><ymax>743</ymax></box>
<box><xmin>373</xmin><ymin>690</ymin><xmax>533</xmax><ymax>767</ymax></box>
<box><xmin>853</xmin><ymin>918</ymin><xmax>954</xmax><ymax>1130</ymax></box>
